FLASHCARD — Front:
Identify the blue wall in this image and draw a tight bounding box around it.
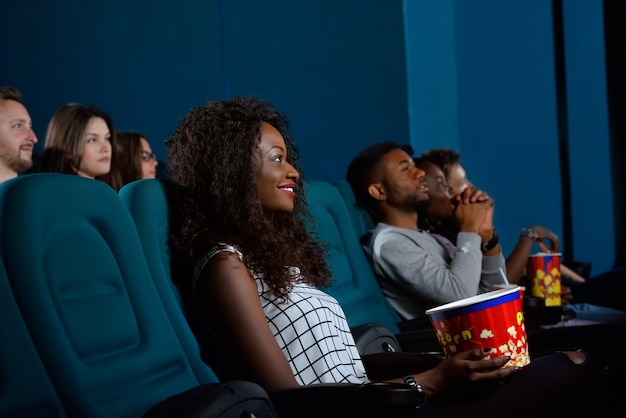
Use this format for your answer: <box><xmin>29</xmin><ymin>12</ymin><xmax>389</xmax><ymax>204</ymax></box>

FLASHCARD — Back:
<box><xmin>404</xmin><ymin>0</ymin><xmax>615</xmax><ymax>275</ymax></box>
<box><xmin>1</xmin><ymin>0</ymin><xmax>617</xmax><ymax>274</ymax></box>
<box><xmin>0</xmin><ymin>0</ymin><xmax>409</xmax><ymax>182</ymax></box>
<box><xmin>561</xmin><ymin>2</ymin><xmax>614</xmax><ymax>274</ymax></box>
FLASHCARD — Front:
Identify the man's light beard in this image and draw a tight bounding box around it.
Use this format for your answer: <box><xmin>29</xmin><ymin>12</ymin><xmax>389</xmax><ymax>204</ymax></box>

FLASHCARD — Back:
<box><xmin>0</xmin><ymin>147</ymin><xmax>33</xmax><ymax>173</ymax></box>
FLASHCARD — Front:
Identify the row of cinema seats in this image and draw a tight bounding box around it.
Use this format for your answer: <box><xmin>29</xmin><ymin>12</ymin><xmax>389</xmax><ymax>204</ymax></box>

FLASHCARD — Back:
<box><xmin>0</xmin><ymin>173</ymin><xmax>431</xmax><ymax>418</ymax></box>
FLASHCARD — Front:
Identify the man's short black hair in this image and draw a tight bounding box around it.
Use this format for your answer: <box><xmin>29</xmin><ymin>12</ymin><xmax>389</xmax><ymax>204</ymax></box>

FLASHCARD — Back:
<box><xmin>346</xmin><ymin>141</ymin><xmax>413</xmax><ymax>216</ymax></box>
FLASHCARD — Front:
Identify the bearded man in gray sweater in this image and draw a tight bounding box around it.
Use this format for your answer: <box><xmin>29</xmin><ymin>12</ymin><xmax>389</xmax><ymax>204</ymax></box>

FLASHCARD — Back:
<box><xmin>347</xmin><ymin>141</ymin><xmax>507</xmax><ymax>320</ymax></box>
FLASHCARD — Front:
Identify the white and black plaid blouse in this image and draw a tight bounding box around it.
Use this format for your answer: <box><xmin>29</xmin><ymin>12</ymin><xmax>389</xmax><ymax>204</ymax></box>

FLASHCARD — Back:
<box><xmin>194</xmin><ymin>245</ymin><xmax>368</xmax><ymax>385</ymax></box>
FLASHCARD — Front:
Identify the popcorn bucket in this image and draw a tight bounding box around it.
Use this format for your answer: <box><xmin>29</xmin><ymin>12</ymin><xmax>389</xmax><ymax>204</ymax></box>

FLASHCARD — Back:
<box><xmin>527</xmin><ymin>252</ymin><xmax>561</xmax><ymax>307</ymax></box>
<box><xmin>425</xmin><ymin>286</ymin><xmax>530</xmax><ymax>368</ymax></box>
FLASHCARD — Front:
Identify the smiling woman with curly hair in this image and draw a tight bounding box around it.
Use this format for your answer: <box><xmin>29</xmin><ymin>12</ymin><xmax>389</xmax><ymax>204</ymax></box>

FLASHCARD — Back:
<box><xmin>167</xmin><ymin>97</ymin><xmax>331</xmax><ymax>301</ymax></box>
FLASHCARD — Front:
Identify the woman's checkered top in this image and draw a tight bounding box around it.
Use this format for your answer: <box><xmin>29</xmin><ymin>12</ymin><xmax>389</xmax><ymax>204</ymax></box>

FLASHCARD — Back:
<box><xmin>194</xmin><ymin>245</ymin><xmax>368</xmax><ymax>385</ymax></box>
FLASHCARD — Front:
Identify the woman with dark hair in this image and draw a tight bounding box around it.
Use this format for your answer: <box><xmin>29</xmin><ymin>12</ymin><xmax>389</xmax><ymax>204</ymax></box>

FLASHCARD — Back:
<box><xmin>106</xmin><ymin>131</ymin><xmax>158</xmax><ymax>190</ymax></box>
<box><xmin>167</xmin><ymin>97</ymin><xmax>613</xmax><ymax>416</ymax></box>
<box><xmin>41</xmin><ymin>103</ymin><xmax>115</xmax><ymax>185</ymax></box>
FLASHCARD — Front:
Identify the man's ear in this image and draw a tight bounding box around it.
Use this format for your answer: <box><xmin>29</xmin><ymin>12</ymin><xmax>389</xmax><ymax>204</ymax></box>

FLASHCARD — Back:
<box><xmin>367</xmin><ymin>183</ymin><xmax>386</xmax><ymax>201</ymax></box>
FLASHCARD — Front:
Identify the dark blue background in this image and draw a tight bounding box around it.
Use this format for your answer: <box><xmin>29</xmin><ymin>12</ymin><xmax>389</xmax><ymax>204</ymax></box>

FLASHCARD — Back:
<box><xmin>1</xmin><ymin>0</ymin><xmax>619</xmax><ymax>275</ymax></box>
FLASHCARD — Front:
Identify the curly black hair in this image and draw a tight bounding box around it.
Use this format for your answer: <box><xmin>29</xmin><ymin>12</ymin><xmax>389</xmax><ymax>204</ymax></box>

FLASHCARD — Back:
<box><xmin>414</xmin><ymin>154</ymin><xmax>459</xmax><ymax>244</ymax></box>
<box><xmin>415</xmin><ymin>147</ymin><xmax>460</xmax><ymax>179</ymax></box>
<box><xmin>167</xmin><ymin>97</ymin><xmax>331</xmax><ymax>300</ymax></box>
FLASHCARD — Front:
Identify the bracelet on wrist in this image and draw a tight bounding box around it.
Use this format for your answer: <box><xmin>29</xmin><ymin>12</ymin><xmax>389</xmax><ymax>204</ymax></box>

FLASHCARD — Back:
<box><xmin>520</xmin><ymin>227</ymin><xmax>539</xmax><ymax>241</ymax></box>
<box><xmin>402</xmin><ymin>375</ymin><xmax>427</xmax><ymax>408</ymax></box>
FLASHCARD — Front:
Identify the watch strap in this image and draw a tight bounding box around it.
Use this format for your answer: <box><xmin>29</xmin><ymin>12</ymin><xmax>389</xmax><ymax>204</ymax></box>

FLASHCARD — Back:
<box><xmin>402</xmin><ymin>375</ymin><xmax>427</xmax><ymax>408</ymax></box>
<box><xmin>481</xmin><ymin>228</ymin><xmax>499</xmax><ymax>252</ymax></box>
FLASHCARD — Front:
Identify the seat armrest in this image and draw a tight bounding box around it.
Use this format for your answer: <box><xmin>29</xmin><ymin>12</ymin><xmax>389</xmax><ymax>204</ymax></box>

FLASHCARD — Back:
<box><xmin>269</xmin><ymin>382</ymin><xmax>423</xmax><ymax>418</ymax></box>
<box><xmin>143</xmin><ymin>380</ymin><xmax>279</xmax><ymax>418</ymax></box>
<box><xmin>395</xmin><ymin>329</ymin><xmax>443</xmax><ymax>353</ymax></box>
<box><xmin>361</xmin><ymin>351</ymin><xmax>445</xmax><ymax>381</ymax></box>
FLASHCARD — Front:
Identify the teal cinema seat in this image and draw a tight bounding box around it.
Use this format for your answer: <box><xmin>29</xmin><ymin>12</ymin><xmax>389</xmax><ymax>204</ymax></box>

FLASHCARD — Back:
<box><xmin>303</xmin><ymin>180</ymin><xmax>403</xmax><ymax>333</ymax></box>
<box><xmin>332</xmin><ymin>179</ymin><xmax>375</xmax><ymax>240</ymax></box>
<box><xmin>0</xmin><ymin>173</ymin><xmax>278</xmax><ymax>418</ymax></box>
<box><xmin>0</xmin><ymin>258</ymin><xmax>66</xmax><ymax>417</ymax></box>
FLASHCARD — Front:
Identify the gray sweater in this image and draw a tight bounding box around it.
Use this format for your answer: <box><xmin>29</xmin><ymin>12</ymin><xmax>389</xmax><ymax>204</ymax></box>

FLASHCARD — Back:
<box><xmin>362</xmin><ymin>223</ymin><xmax>507</xmax><ymax>320</ymax></box>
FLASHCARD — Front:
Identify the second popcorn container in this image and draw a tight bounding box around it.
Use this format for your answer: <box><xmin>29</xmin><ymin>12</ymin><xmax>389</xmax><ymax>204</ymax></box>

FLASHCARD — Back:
<box><xmin>527</xmin><ymin>252</ymin><xmax>562</xmax><ymax>307</ymax></box>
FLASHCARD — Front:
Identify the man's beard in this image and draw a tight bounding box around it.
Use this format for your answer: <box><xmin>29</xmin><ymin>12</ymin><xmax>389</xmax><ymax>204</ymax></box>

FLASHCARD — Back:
<box><xmin>403</xmin><ymin>194</ymin><xmax>431</xmax><ymax>211</ymax></box>
<box><xmin>0</xmin><ymin>146</ymin><xmax>33</xmax><ymax>173</ymax></box>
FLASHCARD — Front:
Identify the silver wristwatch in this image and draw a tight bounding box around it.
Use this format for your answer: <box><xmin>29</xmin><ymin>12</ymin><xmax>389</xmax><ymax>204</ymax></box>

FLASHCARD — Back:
<box><xmin>402</xmin><ymin>375</ymin><xmax>427</xmax><ymax>408</ymax></box>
